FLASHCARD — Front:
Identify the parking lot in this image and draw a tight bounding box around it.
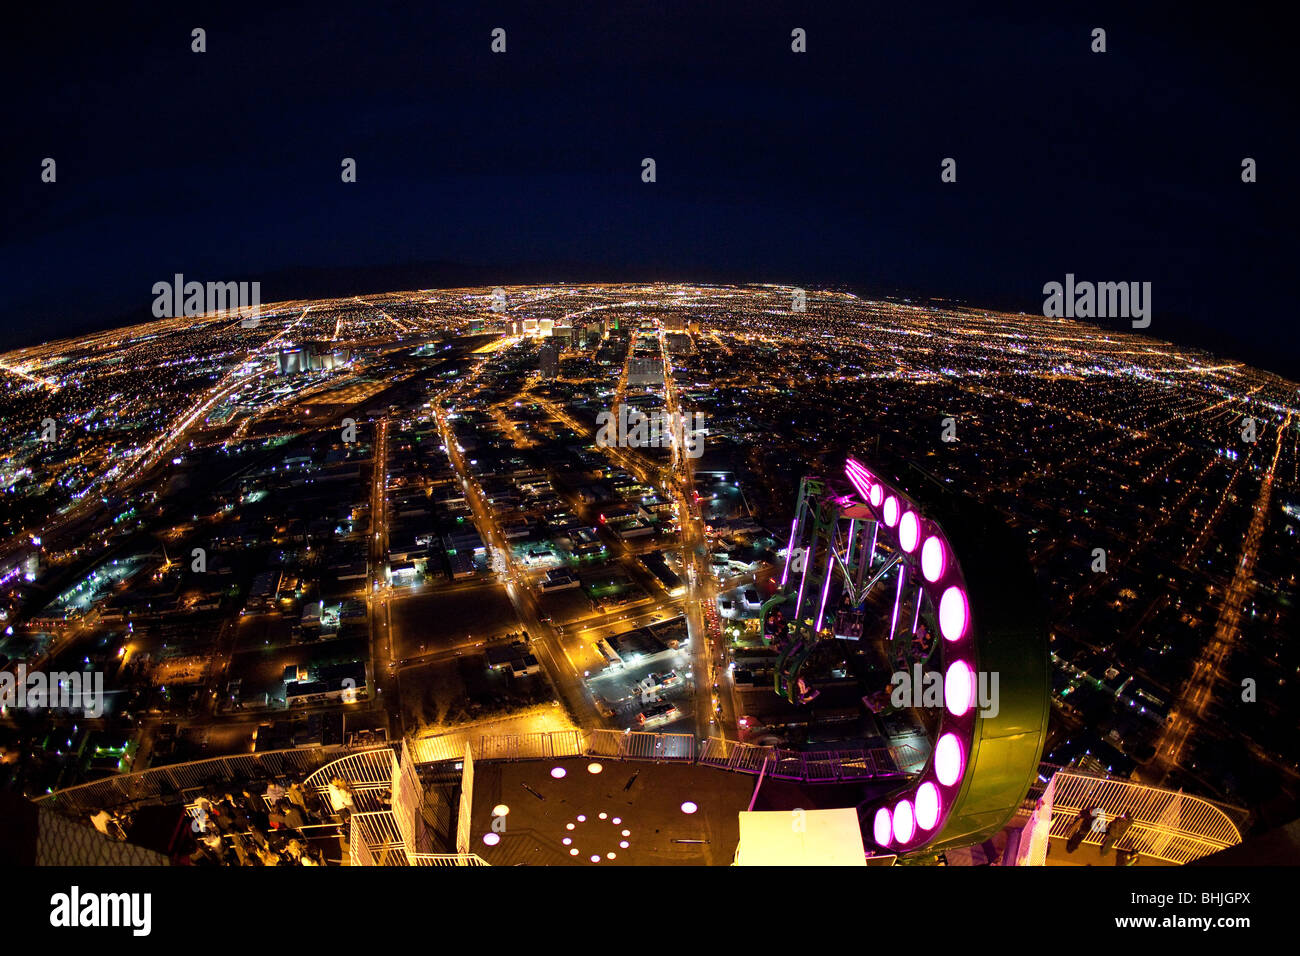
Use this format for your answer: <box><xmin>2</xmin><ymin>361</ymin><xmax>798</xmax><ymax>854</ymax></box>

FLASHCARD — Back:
<box><xmin>584</xmin><ymin>641</ymin><xmax>695</xmax><ymax>733</ymax></box>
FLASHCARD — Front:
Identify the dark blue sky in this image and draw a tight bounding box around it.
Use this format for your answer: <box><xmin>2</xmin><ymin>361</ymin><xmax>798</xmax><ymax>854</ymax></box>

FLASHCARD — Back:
<box><xmin>3</xmin><ymin>1</ymin><xmax>1295</xmax><ymax>375</ymax></box>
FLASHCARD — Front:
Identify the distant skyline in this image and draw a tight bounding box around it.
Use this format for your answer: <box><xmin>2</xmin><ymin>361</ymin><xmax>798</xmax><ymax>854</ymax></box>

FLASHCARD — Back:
<box><xmin>4</xmin><ymin>1</ymin><xmax>1295</xmax><ymax>376</ymax></box>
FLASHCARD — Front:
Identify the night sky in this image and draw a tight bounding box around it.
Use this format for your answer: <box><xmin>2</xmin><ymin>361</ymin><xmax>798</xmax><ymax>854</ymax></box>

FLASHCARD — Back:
<box><xmin>4</xmin><ymin>1</ymin><xmax>1295</xmax><ymax>376</ymax></box>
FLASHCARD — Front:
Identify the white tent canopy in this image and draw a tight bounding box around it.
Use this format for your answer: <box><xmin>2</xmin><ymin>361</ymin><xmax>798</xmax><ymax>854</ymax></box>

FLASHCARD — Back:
<box><xmin>734</xmin><ymin>808</ymin><xmax>867</xmax><ymax>866</ymax></box>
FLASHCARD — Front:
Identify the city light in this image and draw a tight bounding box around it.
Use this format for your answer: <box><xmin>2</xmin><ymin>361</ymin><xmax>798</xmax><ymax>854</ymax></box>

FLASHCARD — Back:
<box><xmin>2</xmin><ymin>280</ymin><xmax>1283</xmax><ymax>875</ymax></box>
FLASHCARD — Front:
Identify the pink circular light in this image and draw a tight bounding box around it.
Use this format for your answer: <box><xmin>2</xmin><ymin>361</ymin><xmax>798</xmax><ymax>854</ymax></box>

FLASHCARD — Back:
<box><xmin>883</xmin><ymin>495</ymin><xmax>900</xmax><ymax>527</ymax></box>
<box><xmin>562</xmin><ymin>837</ymin><xmax>572</xmax><ymax>845</ymax></box>
<box><xmin>939</xmin><ymin>587</ymin><xmax>968</xmax><ymax>642</ymax></box>
<box><xmin>681</xmin><ymin>801</ymin><xmax>698</xmax><ymax>814</ymax></box>
<box><xmin>576</xmin><ymin>815</ymin><xmax>586</xmax><ymax>822</ymax></box>
<box><xmin>550</xmin><ymin>766</ymin><xmax>567</xmax><ymax>779</ymax></box>
<box><xmin>892</xmin><ymin>800</ymin><xmax>916</xmax><ymax>843</ymax></box>
<box><xmin>869</xmin><ymin>483</ymin><xmax>883</xmax><ymax>508</ymax></box>
<box><xmin>619</xmin><ymin>840</ymin><xmax>629</xmax><ymax>848</ymax></box>
<box><xmin>921</xmin><ymin>536</ymin><xmax>946</xmax><ymax>582</ymax></box>
<box><xmin>590</xmin><ymin>855</ymin><xmax>601</xmax><ymax>863</ymax></box>
<box><xmin>915</xmin><ymin>782</ymin><xmax>941</xmax><ymax>830</ymax></box>
<box><xmin>935</xmin><ymin>733</ymin><xmax>964</xmax><ymax>787</ymax></box>
<box><xmin>899</xmin><ymin>511</ymin><xmax>920</xmax><ymax>552</ymax></box>
<box><xmin>482</xmin><ymin>832</ymin><xmax>500</xmax><ymax>846</ymax></box>
<box><xmin>944</xmin><ymin>660</ymin><xmax>976</xmax><ymax>717</ymax></box>
<box><xmin>873</xmin><ymin>807</ymin><xmax>892</xmax><ymax>846</ymax></box>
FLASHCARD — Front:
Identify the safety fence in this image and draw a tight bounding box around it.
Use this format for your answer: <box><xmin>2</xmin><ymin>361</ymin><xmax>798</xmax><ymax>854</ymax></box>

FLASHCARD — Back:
<box><xmin>347</xmin><ymin>805</ymin><xmax>487</xmax><ymax>866</ymax></box>
<box><xmin>697</xmin><ymin>736</ymin><xmax>919</xmax><ymax>782</ymax></box>
<box><xmin>410</xmin><ymin>853</ymin><xmax>490</xmax><ymax>866</ymax></box>
<box><xmin>1043</xmin><ymin>768</ymin><xmax>1244</xmax><ymax>865</ymax></box>
<box><xmin>410</xmin><ymin>729</ymin><xmax>689</xmax><ymax>764</ymax></box>
<box><xmin>475</xmin><ymin>731</ymin><xmax>585</xmax><ymax>762</ymax></box>
<box><xmin>35</xmin><ymin>745</ymin><xmax>369</xmax><ymax>816</ymax></box>
<box><xmin>585</xmin><ymin>729</ymin><xmax>695</xmax><ymax>761</ymax></box>
<box><xmin>409</xmin><ymin>730</ymin><xmax>585</xmax><ymax>764</ymax></box>
<box><xmin>455</xmin><ymin>743</ymin><xmax>473</xmax><ymax>856</ymax></box>
<box><xmin>410</xmin><ymin>729</ymin><xmax>905</xmax><ymax>776</ymax></box>
<box><xmin>301</xmin><ymin>747</ymin><xmax>398</xmax><ymax>813</ymax></box>
<box><xmin>1023</xmin><ymin>764</ymin><xmax>1250</xmax><ymax>830</ymax></box>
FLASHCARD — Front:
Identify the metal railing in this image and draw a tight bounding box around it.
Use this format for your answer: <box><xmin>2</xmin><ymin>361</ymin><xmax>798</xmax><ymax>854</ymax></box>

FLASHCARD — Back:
<box><xmin>408</xmin><ymin>730</ymin><xmax>583</xmax><ymax>764</ymax></box>
<box><xmin>349</xmin><ymin>817</ymin><xmax>379</xmax><ymax>867</ymax></box>
<box><xmin>474</xmin><ymin>730</ymin><xmax>584</xmax><ymax>762</ymax></box>
<box><xmin>316</xmin><ymin>731</ymin><xmax>913</xmax><ymax>783</ymax></box>
<box><xmin>409</xmin><ymin>853</ymin><xmax>490</xmax><ymax>866</ymax></box>
<box><xmin>35</xmin><ymin>745</ymin><xmax>369</xmax><ymax>816</ymax></box>
<box><xmin>697</xmin><ymin>736</ymin><xmax>917</xmax><ymax>782</ymax></box>
<box><xmin>585</xmin><ymin>729</ymin><xmax>695</xmax><ymax>761</ymax></box>
<box><xmin>348</xmin><ymin>810</ymin><xmax>423</xmax><ymax>866</ymax></box>
<box><xmin>1044</xmin><ymin>768</ymin><xmax>1243</xmax><ymax>865</ymax></box>
<box><xmin>346</xmin><ymin>808</ymin><xmax>487</xmax><ymax>866</ymax></box>
<box><xmin>1023</xmin><ymin>763</ymin><xmax>1250</xmax><ymax>831</ymax></box>
<box><xmin>302</xmin><ymin>748</ymin><xmax>395</xmax><ymax>799</ymax></box>
<box><xmin>410</xmin><ymin>729</ymin><xmax>691</xmax><ymax>764</ymax></box>
<box><xmin>350</xmin><ymin>809</ymin><xmax>404</xmax><ymax>849</ymax></box>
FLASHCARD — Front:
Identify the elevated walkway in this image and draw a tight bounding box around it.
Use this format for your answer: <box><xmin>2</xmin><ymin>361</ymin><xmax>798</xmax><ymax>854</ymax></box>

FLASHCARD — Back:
<box><xmin>1020</xmin><ymin>765</ymin><xmax>1245</xmax><ymax>865</ymax></box>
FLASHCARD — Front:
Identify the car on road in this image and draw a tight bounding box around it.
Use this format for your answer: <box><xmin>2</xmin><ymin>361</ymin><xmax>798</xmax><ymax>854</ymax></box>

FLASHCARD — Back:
<box><xmin>636</xmin><ymin>701</ymin><xmax>680</xmax><ymax>728</ymax></box>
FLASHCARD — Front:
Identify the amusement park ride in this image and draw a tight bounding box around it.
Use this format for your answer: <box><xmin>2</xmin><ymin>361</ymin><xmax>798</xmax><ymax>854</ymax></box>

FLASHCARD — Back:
<box><xmin>761</xmin><ymin>457</ymin><xmax>1052</xmax><ymax>855</ymax></box>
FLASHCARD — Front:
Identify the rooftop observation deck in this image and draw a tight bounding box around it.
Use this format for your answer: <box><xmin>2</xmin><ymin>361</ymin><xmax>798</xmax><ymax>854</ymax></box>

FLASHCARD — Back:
<box><xmin>27</xmin><ymin>731</ymin><xmax>1245</xmax><ymax>867</ymax></box>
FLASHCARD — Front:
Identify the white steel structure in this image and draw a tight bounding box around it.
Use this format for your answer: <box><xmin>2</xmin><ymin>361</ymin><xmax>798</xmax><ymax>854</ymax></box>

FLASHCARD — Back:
<box><xmin>1043</xmin><ymin>768</ymin><xmax>1242</xmax><ymax>865</ymax></box>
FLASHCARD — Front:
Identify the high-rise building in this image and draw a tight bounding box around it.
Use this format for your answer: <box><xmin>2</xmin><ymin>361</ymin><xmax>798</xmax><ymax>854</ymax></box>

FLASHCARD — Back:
<box><xmin>277</xmin><ymin>342</ymin><xmax>352</xmax><ymax>375</ymax></box>
<box><xmin>539</xmin><ymin>339</ymin><xmax>560</xmax><ymax>379</ymax></box>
